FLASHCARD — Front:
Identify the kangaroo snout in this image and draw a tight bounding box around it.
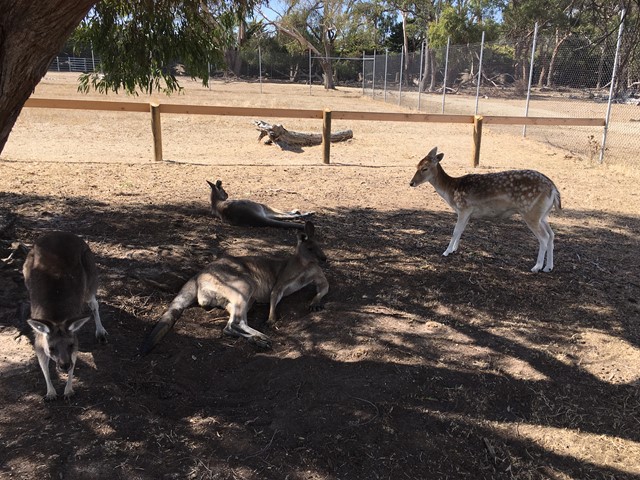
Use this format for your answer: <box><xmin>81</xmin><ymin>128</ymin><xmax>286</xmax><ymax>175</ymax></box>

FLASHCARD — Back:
<box><xmin>409</xmin><ymin>181</ymin><xmax>415</xmax><ymax>187</ymax></box>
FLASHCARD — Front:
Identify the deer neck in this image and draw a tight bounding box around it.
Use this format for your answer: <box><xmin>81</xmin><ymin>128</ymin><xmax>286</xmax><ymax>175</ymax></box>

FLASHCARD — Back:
<box><xmin>430</xmin><ymin>163</ymin><xmax>458</xmax><ymax>206</ymax></box>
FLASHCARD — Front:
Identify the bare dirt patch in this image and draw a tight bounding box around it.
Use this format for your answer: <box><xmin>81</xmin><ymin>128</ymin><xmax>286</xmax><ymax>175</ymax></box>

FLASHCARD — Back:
<box><xmin>1</xmin><ymin>74</ymin><xmax>639</xmax><ymax>479</ymax></box>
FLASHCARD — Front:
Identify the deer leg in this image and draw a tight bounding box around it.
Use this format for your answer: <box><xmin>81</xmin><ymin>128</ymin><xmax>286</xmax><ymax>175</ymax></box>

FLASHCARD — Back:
<box><xmin>541</xmin><ymin>219</ymin><xmax>555</xmax><ymax>272</ymax></box>
<box><xmin>524</xmin><ymin>216</ymin><xmax>550</xmax><ymax>273</ymax></box>
<box><xmin>444</xmin><ymin>210</ymin><xmax>472</xmax><ymax>256</ymax></box>
<box><xmin>88</xmin><ymin>296</ymin><xmax>107</xmax><ymax>344</ymax></box>
<box><xmin>35</xmin><ymin>349</ymin><xmax>57</xmax><ymax>401</ymax></box>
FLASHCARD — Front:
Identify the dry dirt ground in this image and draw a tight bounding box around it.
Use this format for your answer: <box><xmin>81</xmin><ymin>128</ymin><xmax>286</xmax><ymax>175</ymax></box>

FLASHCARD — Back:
<box><xmin>0</xmin><ymin>73</ymin><xmax>639</xmax><ymax>480</ymax></box>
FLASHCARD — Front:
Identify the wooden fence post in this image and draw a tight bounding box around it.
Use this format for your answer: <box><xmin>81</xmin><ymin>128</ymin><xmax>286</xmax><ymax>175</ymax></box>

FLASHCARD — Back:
<box><xmin>322</xmin><ymin>109</ymin><xmax>331</xmax><ymax>164</ymax></box>
<box><xmin>472</xmin><ymin>114</ymin><xmax>483</xmax><ymax>167</ymax></box>
<box><xmin>150</xmin><ymin>103</ymin><xmax>163</xmax><ymax>162</ymax></box>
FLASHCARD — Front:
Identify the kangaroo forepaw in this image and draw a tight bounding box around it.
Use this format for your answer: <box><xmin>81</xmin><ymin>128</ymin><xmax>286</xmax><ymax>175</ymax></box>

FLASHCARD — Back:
<box><xmin>63</xmin><ymin>390</ymin><xmax>76</xmax><ymax>401</ymax></box>
<box><xmin>309</xmin><ymin>304</ymin><xmax>325</xmax><ymax>312</ymax></box>
<box><xmin>44</xmin><ymin>392</ymin><xmax>58</xmax><ymax>402</ymax></box>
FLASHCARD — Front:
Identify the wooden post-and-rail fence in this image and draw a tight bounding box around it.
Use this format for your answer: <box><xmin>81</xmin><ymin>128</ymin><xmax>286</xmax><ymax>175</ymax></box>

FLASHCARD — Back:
<box><xmin>24</xmin><ymin>98</ymin><xmax>605</xmax><ymax>166</ymax></box>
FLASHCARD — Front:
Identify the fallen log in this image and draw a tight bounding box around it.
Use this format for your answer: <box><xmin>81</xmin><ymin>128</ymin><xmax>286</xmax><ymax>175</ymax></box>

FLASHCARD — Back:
<box><xmin>254</xmin><ymin>120</ymin><xmax>353</xmax><ymax>152</ymax></box>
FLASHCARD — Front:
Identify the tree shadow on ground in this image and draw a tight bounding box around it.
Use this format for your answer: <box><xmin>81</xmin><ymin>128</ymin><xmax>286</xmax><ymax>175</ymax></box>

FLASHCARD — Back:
<box><xmin>1</xmin><ymin>191</ymin><xmax>639</xmax><ymax>479</ymax></box>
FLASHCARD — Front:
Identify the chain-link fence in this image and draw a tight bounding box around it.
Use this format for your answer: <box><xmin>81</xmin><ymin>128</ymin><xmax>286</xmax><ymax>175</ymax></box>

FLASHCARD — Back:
<box><xmin>48</xmin><ymin>25</ymin><xmax>640</xmax><ymax>164</ymax></box>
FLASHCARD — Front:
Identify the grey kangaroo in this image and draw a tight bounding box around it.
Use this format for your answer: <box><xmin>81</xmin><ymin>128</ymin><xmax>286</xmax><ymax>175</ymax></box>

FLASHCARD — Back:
<box><xmin>140</xmin><ymin>221</ymin><xmax>328</xmax><ymax>354</ymax></box>
<box><xmin>24</xmin><ymin>231</ymin><xmax>107</xmax><ymax>400</ymax></box>
<box><xmin>208</xmin><ymin>179</ymin><xmax>313</xmax><ymax>229</ymax></box>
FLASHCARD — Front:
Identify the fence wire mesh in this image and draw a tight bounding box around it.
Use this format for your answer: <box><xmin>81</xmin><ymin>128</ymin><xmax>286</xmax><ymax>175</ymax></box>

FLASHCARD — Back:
<box><xmin>48</xmin><ymin>29</ymin><xmax>640</xmax><ymax>164</ymax></box>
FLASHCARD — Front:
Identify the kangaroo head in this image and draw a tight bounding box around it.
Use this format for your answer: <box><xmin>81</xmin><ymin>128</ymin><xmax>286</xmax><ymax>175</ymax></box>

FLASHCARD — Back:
<box><xmin>207</xmin><ymin>179</ymin><xmax>229</xmax><ymax>206</ymax></box>
<box><xmin>410</xmin><ymin>146</ymin><xmax>445</xmax><ymax>187</ymax></box>
<box><xmin>296</xmin><ymin>221</ymin><xmax>327</xmax><ymax>263</ymax></box>
<box><xmin>28</xmin><ymin>316</ymin><xmax>90</xmax><ymax>372</ymax></box>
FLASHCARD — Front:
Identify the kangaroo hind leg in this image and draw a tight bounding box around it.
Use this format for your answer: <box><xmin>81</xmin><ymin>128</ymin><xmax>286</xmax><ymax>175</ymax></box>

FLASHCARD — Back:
<box><xmin>220</xmin><ymin>281</ymin><xmax>272</xmax><ymax>348</ymax></box>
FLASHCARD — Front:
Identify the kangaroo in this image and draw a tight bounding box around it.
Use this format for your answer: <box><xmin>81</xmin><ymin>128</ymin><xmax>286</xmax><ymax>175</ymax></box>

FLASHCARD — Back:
<box><xmin>24</xmin><ymin>231</ymin><xmax>107</xmax><ymax>400</ymax></box>
<box><xmin>140</xmin><ymin>221</ymin><xmax>328</xmax><ymax>355</ymax></box>
<box><xmin>208</xmin><ymin>179</ymin><xmax>314</xmax><ymax>229</ymax></box>
<box><xmin>410</xmin><ymin>147</ymin><xmax>562</xmax><ymax>272</ymax></box>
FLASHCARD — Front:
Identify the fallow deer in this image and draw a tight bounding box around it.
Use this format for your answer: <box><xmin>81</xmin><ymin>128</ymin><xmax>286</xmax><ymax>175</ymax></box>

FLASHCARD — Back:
<box><xmin>208</xmin><ymin>180</ymin><xmax>313</xmax><ymax>229</ymax></box>
<box><xmin>23</xmin><ymin>231</ymin><xmax>107</xmax><ymax>400</ymax></box>
<box><xmin>409</xmin><ymin>147</ymin><xmax>562</xmax><ymax>272</ymax></box>
<box><xmin>140</xmin><ymin>221</ymin><xmax>328</xmax><ymax>354</ymax></box>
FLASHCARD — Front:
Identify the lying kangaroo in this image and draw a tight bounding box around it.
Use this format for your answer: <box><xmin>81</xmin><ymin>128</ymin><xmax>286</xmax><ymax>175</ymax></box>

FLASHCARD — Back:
<box><xmin>140</xmin><ymin>221</ymin><xmax>328</xmax><ymax>354</ymax></box>
<box><xmin>410</xmin><ymin>146</ymin><xmax>562</xmax><ymax>272</ymax></box>
<box><xmin>208</xmin><ymin>179</ymin><xmax>313</xmax><ymax>229</ymax></box>
<box><xmin>24</xmin><ymin>231</ymin><xmax>107</xmax><ymax>400</ymax></box>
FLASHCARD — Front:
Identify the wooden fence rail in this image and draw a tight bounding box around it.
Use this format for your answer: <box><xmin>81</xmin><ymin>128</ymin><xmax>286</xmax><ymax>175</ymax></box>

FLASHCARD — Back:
<box><xmin>24</xmin><ymin>98</ymin><xmax>606</xmax><ymax>165</ymax></box>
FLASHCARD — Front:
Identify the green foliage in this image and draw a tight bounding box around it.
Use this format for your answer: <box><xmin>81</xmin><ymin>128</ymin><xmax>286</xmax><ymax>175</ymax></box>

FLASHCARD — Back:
<box><xmin>74</xmin><ymin>0</ymin><xmax>252</xmax><ymax>95</ymax></box>
<box><xmin>428</xmin><ymin>5</ymin><xmax>486</xmax><ymax>47</ymax></box>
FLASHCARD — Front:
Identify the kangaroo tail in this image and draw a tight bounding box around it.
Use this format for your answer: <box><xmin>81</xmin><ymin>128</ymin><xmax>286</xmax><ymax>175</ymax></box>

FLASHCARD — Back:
<box><xmin>139</xmin><ymin>277</ymin><xmax>198</xmax><ymax>355</ymax></box>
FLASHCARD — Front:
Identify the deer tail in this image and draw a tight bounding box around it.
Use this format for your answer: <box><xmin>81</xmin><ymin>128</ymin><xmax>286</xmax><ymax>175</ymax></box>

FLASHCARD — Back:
<box><xmin>139</xmin><ymin>277</ymin><xmax>198</xmax><ymax>355</ymax></box>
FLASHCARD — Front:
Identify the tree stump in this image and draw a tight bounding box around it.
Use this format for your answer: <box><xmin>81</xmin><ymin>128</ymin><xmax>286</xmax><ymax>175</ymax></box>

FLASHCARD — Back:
<box><xmin>254</xmin><ymin>120</ymin><xmax>353</xmax><ymax>152</ymax></box>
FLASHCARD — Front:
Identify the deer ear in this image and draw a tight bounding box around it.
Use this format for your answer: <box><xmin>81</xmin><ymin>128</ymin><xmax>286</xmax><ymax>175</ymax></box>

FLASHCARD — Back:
<box><xmin>68</xmin><ymin>316</ymin><xmax>91</xmax><ymax>333</ymax></box>
<box><xmin>206</xmin><ymin>180</ymin><xmax>215</xmax><ymax>189</ymax></box>
<box><xmin>435</xmin><ymin>153</ymin><xmax>444</xmax><ymax>162</ymax></box>
<box><xmin>28</xmin><ymin>319</ymin><xmax>50</xmax><ymax>335</ymax></box>
<box><xmin>304</xmin><ymin>221</ymin><xmax>315</xmax><ymax>238</ymax></box>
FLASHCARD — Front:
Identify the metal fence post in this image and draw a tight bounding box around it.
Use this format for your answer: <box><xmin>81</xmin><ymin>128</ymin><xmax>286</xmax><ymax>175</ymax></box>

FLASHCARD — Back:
<box><xmin>523</xmin><ymin>22</ymin><xmax>539</xmax><ymax>137</ymax></box>
<box><xmin>362</xmin><ymin>51</ymin><xmax>366</xmax><ymax>95</ymax></box>
<box><xmin>600</xmin><ymin>10</ymin><xmax>626</xmax><ymax>164</ymax></box>
<box><xmin>258</xmin><ymin>45</ymin><xmax>263</xmax><ymax>94</ymax></box>
<box><xmin>418</xmin><ymin>40</ymin><xmax>425</xmax><ymax>111</ymax></box>
<box><xmin>398</xmin><ymin>49</ymin><xmax>404</xmax><ymax>106</ymax></box>
<box><xmin>441</xmin><ymin>37</ymin><xmax>450</xmax><ymax>114</ymax></box>
<box><xmin>474</xmin><ymin>31</ymin><xmax>485</xmax><ymax>115</ymax></box>
<box><xmin>372</xmin><ymin>50</ymin><xmax>376</xmax><ymax>99</ymax></box>
<box><xmin>91</xmin><ymin>46</ymin><xmax>95</xmax><ymax>72</ymax></box>
<box><xmin>384</xmin><ymin>49</ymin><xmax>388</xmax><ymax>103</ymax></box>
<box><xmin>309</xmin><ymin>48</ymin><xmax>312</xmax><ymax>96</ymax></box>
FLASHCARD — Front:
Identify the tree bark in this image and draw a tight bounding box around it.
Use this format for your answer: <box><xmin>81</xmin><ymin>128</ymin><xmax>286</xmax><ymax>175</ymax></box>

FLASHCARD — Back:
<box><xmin>0</xmin><ymin>0</ymin><xmax>97</xmax><ymax>155</ymax></box>
<box><xmin>254</xmin><ymin>120</ymin><xmax>352</xmax><ymax>151</ymax></box>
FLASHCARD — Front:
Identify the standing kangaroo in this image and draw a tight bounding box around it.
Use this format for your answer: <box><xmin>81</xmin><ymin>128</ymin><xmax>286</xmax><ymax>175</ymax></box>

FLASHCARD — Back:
<box><xmin>140</xmin><ymin>221</ymin><xmax>328</xmax><ymax>354</ymax></box>
<box><xmin>208</xmin><ymin>180</ymin><xmax>313</xmax><ymax>229</ymax></box>
<box><xmin>24</xmin><ymin>232</ymin><xmax>107</xmax><ymax>400</ymax></box>
<box><xmin>410</xmin><ymin>147</ymin><xmax>562</xmax><ymax>272</ymax></box>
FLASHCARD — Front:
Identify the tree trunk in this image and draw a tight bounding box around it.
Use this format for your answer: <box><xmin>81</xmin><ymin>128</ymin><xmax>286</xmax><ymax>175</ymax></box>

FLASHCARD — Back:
<box><xmin>401</xmin><ymin>11</ymin><xmax>410</xmax><ymax>86</ymax></box>
<box><xmin>546</xmin><ymin>30</ymin><xmax>570</xmax><ymax>87</ymax></box>
<box><xmin>320</xmin><ymin>59</ymin><xmax>335</xmax><ymax>89</ymax></box>
<box><xmin>0</xmin><ymin>0</ymin><xmax>96</xmax><ymax>155</ymax></box>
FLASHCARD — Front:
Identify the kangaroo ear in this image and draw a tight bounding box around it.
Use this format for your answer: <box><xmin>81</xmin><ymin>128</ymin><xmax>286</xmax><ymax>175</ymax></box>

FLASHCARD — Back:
<box><xmin>427</xmin><ymin>146</ymin><xmax>438</xmax><ymax>158</ymax></box>
<box><xmin>304</xmin><ymin>221</ymin><xmax>315</xmax><ymax>238</ymax></box>
<box><xmin>435</xmin><ymin>152</ymin><xmax>444</xmax><ymax>162</ymax></box>
<box><xmin>67</xmin><ymin>316</ymin><xmax>91</xmax><ymax>333</ymax></box>
<box><xmin>206</xmin><ymin>180</ymin><xmax>215</xmax><ymax>189</ymax></box>
<box><xmin>28</xmin><ymin>319</ymin><xmax>51</xmax><ymax>335</ymax></box>
<box><xmin>216</xmin><ymin>180</ymin><xmax>222</xmax><ymax>188</ymax></box>
<box><xmin>297</xmin><ymin>232</ymin><xmax>308</xmax><ymax>243</ymax></box>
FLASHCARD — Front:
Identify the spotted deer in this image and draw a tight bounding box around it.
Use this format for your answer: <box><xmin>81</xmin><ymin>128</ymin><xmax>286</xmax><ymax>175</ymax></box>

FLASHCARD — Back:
<box><xmin>140</xmin><ymin>221</ymin><xmax>328</xmax><ymax>355</ymax></box>
<box><xmin>208</xmin><ymin>180</ymin><xmax>313</xmax><ymax>229</ymax></box>
<box><xmin>409</xmin><ymin>147</ymin><xmax>562</xmax><ymax>272</ymax></box>
<box><xmin>24</xmin><ymin>231</ymin><xmax>107</xmax><ymax>400</ymax></box>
